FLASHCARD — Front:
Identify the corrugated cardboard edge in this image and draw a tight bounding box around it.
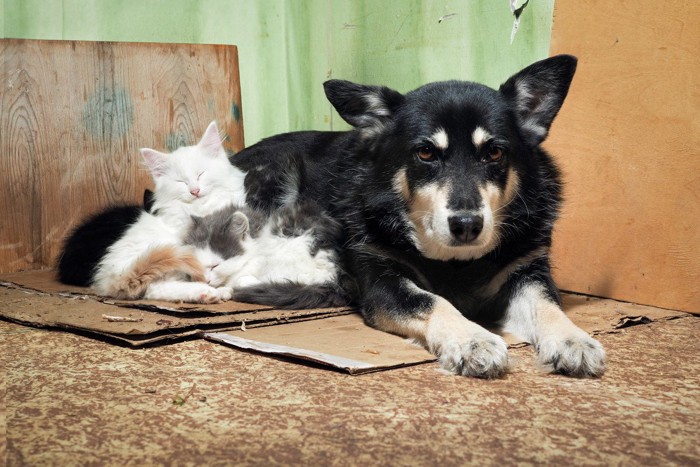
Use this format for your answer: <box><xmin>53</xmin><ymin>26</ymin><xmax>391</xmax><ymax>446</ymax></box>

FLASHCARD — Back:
<box><xmin>203</xmin><ymin>294</ymin><xmax>693</xmax><ymax>374</ymax></box>
<box><xmin>206</xmin><ymin>333</ymin><xmax>393</xmax><ymax>374</ymax></box>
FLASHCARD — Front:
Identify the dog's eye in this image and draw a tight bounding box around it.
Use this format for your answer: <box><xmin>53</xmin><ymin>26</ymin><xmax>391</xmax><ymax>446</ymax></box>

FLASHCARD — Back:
<box><xmin>486</xmin><ymin>146</ymin><xmax>504</xmax><ymax>163</ymax></box>
<box><xmin>416</xmin><ymin>145</ymin><xmax>436</xmax><ymax>162</ymax></box>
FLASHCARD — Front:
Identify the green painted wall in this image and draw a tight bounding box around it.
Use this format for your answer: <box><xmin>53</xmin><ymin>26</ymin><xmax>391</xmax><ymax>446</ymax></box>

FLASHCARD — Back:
<box><xmin>3</xmin><ymin>0</ymin><xmax>554</xmax><ymax>145</ymax></box>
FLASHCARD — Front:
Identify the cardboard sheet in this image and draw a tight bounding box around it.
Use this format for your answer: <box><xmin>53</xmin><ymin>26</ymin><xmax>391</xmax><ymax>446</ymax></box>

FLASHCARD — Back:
<box><xmin>0</xmin><ymin>270</ymin><xmax>352</xmax><ymax>346</ymax></box>
<box><xmin>205</xmin><ymin>294</ymin><xmax>689</xmax><ymax>374</ymax></box>
<box><xmin>206</xmin><ymin>314</ymin><xmax>436</xmax><ymax>374</ymax></box>
<box><xmin>0</xmin><ymin>269</ymin><xmax>690</xmax><ymax>373</ymax></box>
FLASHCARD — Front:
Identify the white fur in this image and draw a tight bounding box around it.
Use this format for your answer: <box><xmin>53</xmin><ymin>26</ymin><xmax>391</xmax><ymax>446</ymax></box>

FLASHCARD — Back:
<box><xmin>430</xmin><ymin>128</ymin><xmax>449</xmax><ymax>150</ymax></box>
<box><xmin>502</xmin><ymin>283</ymin><xmax>606</xmax><ymax>376</ymax></box>
<box><xmin>92</xmin><ymin>212</ymin><xmax>181</xmax><ymax>295</ymax></box>
<box><xmin>424</xmin><ymin>297</ymin><xmax>509</xmax><ymax>378</ymax></box>
<box><xmin>208</xmin><ymin>225</ymin><xmax>338</xmax><ymax>289</ymax></box>
<box><xmin>364</xmin><ymin>94</ymin><xmax>391</xmax><ymax>117</ymax></box>
<box><xmin>145</xmin><ymin>122</ymin><xmax>247</xmax><ymax>229</ymax></box>
<box><xmin>471</xmin><ymin>126</ymin><xmax>491</xmax><ymax>149</ymax></box>
<box><xmin>145</xmin><ymin>280</ymin><xmax>232</xmax><ymax>303</ymax></box>
<box><xmin>92</xmin><ymin>122</ymin><xmax>246</xmax><ymax>303</ymax></box>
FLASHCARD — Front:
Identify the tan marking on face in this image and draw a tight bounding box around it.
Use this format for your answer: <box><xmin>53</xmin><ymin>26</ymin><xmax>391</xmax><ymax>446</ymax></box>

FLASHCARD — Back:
<box><xmin>479</xmin><ymin>168</ymin><xmax>520</xmax><ymax>221</ymax></box>
<box><xmin>409</xmin><ymin>181</ymin><xmax>450</xmax><ymax>242</ymax></box>
<box><xmin>392</xmin><ymin>167</ymin><xmax>410</xmax><ymax>202</ymax></box>
<box><xmin>430</xmin><ymin>128</ymin><xmax>449</xmax><ymax>150</ymax></box>
<box><xmin>471</xmin><ymin>126</ymin><xmax>492</xmax><ymax>149</ymax></box>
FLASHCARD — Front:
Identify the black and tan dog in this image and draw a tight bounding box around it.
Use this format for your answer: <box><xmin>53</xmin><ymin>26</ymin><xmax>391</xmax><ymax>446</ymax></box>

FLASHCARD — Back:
<box><xmin>233</xmin><ymin>55</ymin><xmax>606</xmax><ymax>378</ymax></box>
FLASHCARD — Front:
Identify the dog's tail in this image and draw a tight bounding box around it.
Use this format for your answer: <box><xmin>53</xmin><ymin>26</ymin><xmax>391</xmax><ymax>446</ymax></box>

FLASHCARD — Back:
<box><xmin>99</xmin><ymin>245</ymin><xmax>205</xmax><ymax>299</ymax></box>
<box><xmin>232</xmin><ymin>279</ymin><xmax>354</xmax><ymax>309</ymax></box>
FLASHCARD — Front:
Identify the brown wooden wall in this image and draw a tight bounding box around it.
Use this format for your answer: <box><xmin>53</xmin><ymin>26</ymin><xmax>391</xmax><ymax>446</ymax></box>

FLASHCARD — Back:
<box><xmin>0</xmin><ymin>39</ymin><xmax>244</xmax><ymax>274</ymax></box>
<box><xmin>547</xmin><ymin>1</ymin><xmax>699</xmax><ymax>313</ymax></box>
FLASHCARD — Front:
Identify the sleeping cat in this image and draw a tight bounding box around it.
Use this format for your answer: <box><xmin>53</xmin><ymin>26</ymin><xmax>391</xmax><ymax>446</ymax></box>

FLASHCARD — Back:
<box><xmin>58</xmin><ymin>121</ymin><xmax>247</xmax><ymax>303</ymax></box>
<box><xmin>184</xmin><ymin>200</ymin><xmax>354</xmax><ymax>309</ymax></box>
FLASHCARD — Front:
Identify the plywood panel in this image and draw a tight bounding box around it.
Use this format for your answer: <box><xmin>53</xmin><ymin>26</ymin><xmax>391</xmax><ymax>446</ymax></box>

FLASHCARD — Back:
<box><xmin>547</xmin><ymin>1</ymin><xmax>699</xmax><ymax>312</ymax></box>
<box><xmin>0</xmin><ymin>39</ymin><xmax>244</xmax><ymax>273</ymax></box>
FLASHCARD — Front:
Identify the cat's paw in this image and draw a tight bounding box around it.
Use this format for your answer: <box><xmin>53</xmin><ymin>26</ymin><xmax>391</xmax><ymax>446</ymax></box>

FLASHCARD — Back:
<box><xmin>215</xmin><ymin>286</ymin><xmax>233</xmax><ymax>301</ymax></box>
<box><xmin>192</xmin><ymin>284</ymin><xmax>230</xmax><ymax>304</ymax></box>
<box><xmin>537</xmin><ymin>332</ymin><xmax>606</xmax><ymax>377</ymax></box>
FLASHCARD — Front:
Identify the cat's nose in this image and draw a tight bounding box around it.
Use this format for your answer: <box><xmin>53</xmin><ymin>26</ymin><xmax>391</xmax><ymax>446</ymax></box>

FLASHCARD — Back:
<box><xmin>190</xmin><ymin>187</ymin><xmax>200</xmax><ymax>197</ymax></box>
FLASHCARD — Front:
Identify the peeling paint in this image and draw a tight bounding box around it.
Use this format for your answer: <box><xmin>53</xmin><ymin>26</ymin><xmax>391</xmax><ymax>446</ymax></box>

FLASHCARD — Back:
<box><xmin>82</xmin><ymin>86</ymin><xmax>134</xmax><ymax>141</ymax></box>
<box><xmin>437</xmin><ymin>13</ymin><xmax>457</xmax><ymax>23</ymax></box>
<box><xmin>510</xmin><ymin>0</ymin><xmax>530</xmax><ymax>44</ymax></box>
<box><xmin>231</xmin><ymin>102</ymin><xmax>241</xmax><ymax>123</ymax></box>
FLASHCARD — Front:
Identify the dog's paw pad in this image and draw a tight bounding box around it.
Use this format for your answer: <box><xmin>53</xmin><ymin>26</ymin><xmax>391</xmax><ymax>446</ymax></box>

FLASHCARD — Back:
<box><xmin>439</xmin><ymin>333</ymin><xmax>509</xmax><ymax>379</ymax></box>
<box><xmin>537</xmin><ymin>334</ymin><xmax>606</xmax><ymax>377</ymax></box>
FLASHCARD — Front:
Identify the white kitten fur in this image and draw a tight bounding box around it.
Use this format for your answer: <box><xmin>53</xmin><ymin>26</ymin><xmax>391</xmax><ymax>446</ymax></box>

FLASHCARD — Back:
<box><xmin>142</xmin><ymin>121</ymin><xmax>247</xmax><ymax>229</ymax></box>
<box><xmin>208</xmin><ymin>224</ymin><xmax>339</xmax><ymax>290</ymax></box>
<box><xmin>92</xmin><ymin>121</ymin><xmax>246</xmax><ymax>303</ymax></box>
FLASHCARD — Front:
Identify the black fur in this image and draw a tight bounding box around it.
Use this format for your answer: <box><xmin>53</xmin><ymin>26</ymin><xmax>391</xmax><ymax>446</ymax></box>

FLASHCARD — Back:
<box><xmin>57</xmin><ymin>205</ymin><xmax>143</xmax><ymax>286</ymax></box>
<box><xmin>231</xmin><ymin>55</ymin><xmax>577</xmax><ymax>330</ymax></box>
<box><xmin>233</xmin><ymin>280</ymin><xmax>352</xmax><ymax>310</ymax></box>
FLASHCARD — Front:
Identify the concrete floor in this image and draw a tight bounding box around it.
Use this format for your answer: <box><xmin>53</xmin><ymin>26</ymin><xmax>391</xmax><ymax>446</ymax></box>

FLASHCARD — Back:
<box><xmin>2</xmin><ymin>314</ymin><xmax>699</xmax><ymax>465</ymax></box>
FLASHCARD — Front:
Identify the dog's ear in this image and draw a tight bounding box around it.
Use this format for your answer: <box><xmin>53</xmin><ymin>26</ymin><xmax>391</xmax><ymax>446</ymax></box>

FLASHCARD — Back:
<box><xmin>323</xmin><ymin>80</ymin><xmax>404</xmax><ymax>136</ymax></box>
<box><xmin>499</xmin><ymin>54</ymin><xmax>577</xmax><ymax>147</ymax></box>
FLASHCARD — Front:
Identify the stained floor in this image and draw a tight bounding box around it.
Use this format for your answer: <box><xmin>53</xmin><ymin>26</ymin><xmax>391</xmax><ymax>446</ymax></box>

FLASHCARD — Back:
<box><xmin>2</xmin><ymin>314</ymin><xmax>699</xmax><ymax>465</ymax></box>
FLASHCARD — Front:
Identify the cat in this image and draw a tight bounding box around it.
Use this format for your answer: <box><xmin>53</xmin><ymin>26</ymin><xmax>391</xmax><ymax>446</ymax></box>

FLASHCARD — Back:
<box><xmin>184</xmin><ymin>200</ymin><xmax>355</xmax><ymax>309</ymax></box>
<box><xmin>58</xmin><ymin>121</ymin><xmax>247</xmax><ymax>303</ymax></box>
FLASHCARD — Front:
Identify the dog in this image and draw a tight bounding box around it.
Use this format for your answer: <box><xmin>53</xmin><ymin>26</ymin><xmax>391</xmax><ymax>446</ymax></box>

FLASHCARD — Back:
<box><xmin>232</xmin><ymin>55</ymin><xmax>606</xmax><ymax>378</ymax></box>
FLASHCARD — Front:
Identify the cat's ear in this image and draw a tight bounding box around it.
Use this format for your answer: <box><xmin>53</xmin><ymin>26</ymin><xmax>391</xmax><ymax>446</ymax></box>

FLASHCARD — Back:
<box><xmin>229</xmin><ymin>211</ymin><xmax>249</xmax><ymax>239</ymax></box>
<box><xmin>198</xmin><ymin>121</ymin><xmax>224</xmax><ymax>157</ymax></box>
<box><xmin>140</xmin><ymin>148</ymin><xmax>169</xmax><ymax>178</ymax></box>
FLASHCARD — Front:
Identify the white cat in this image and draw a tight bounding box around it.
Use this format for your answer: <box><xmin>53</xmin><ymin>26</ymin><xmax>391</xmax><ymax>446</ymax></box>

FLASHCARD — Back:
<box><xmin>58</xmin><ymin>121</ymin><xmax>247</xmax><ymax>303</ymax></box>
<box><xmin>142</xmin><ymin>121</ymin><xmax>246</xmax><ymax>229</ymax></box>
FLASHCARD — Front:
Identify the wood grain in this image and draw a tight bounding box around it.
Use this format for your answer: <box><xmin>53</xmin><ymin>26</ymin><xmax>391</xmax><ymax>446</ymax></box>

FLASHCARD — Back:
<box><xmin>547</xmin><ymin>1</ymin><xmax>699</xmax><ymax>312</ymax></box>
<box><xmin>0</xmin><ymin>39</ymin><xmax>244</xmax><ymax>274</ymax></box>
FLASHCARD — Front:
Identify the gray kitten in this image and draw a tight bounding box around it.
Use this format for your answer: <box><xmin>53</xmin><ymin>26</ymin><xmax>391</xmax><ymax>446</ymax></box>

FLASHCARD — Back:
<box><xmin>185</xmin><ymin>200</ymin><xmax>354</xmax><ymax>309</ymax></box>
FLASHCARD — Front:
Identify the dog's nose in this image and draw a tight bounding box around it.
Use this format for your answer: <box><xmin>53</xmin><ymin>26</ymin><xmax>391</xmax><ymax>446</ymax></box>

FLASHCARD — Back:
<box><xmin>448</xmin><ymin>214</ymin><xmax>483</xmax><ymax>243</ymax></box>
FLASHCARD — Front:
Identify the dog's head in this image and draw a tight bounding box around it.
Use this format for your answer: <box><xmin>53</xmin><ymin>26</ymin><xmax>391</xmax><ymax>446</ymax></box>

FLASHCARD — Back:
<box><xmin>324</xmin><ymin>55</ymin><xmax>576</xmax><ymax>261</ymax></box>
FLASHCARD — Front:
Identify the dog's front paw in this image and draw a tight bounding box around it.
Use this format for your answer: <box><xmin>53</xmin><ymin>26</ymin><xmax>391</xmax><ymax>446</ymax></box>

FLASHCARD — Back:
<box><xmin>537</xmin><ymin>333</ymin><xmax>606</xmax><ymax>377</ymax></box>
<box><xmin>437</xmin><ymin>332</ymin><xmax>509</xmax><ymax>379</ymax></box>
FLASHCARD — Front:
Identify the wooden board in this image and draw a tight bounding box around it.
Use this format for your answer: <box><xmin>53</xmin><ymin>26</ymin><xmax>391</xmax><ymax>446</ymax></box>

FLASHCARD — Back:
<box><xmin>0</xmin><ymin>39</ymin><xmax>244</xmax><ymax>274</ymax></box>
<box><xmin>547</xmin><ymin>1</ymin><xmax>699</xmax><ymax>313</ymax></box>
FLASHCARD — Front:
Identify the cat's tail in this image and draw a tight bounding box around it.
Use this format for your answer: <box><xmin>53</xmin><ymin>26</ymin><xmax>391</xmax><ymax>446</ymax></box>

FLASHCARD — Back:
<box><xmin>232</xmin><ymin>279</ymin><xmax>355</xmax><ymax>310</ymax></box>
<box><xmin>100</xmin><ymin>245</ymin><xmax>206</xmax><ymax>299</ymax></box>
